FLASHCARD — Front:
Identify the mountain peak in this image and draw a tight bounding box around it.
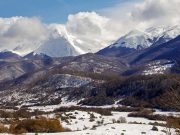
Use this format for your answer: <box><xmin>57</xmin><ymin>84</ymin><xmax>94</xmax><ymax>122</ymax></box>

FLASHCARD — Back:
<box><xmin>108</xmin><ymin>25</ymin><xmax>180</xmax><ymax>50</ymax></box>
<box><xmin>109</xmin><ymin>29</ymin><xmax>152</xmax><ymax>50</ymax></box>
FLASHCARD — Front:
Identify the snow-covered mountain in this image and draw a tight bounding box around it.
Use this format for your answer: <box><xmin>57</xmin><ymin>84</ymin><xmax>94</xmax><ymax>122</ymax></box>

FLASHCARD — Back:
<box><xmin>35</xmin><ymin>35</ymin><xmax>79</xmax><ymax>57</ymax></box>
<box><xmin>33</xmin><ymin>25</ymin><xmax>82</xmax><ymax>57</ymax></box>
<box><xmin>146</xmin><ymin>25</ymin><xmax>180</xmax><ymax>40</ymax></box>
<box><xmin>1</xmin><ymin>24</ymin><xmax>180</xmax><ymax>58</ymax></box>
<box><xmin>26</xmin><ymin>24</ymin><xmax>180</xmax><ymax>57</ymax></box>
<box><xmin>0</xmin><ymin>22</ymin><xmax>108</xmax><ymax>57</ymax></box>
<box><xmin>31</xmin><ymin>24</ymin><xmax>107</xmax><ymax>57</ymax></box>
<box><xmin>108</xmin><ymin>25</ymin><xmax>180</xmax><ymax>50</ymax></box>
<box><xmin>109</xmin><ymin>29</ymin><xmax>153</xmax><ymax>50</ymax></box>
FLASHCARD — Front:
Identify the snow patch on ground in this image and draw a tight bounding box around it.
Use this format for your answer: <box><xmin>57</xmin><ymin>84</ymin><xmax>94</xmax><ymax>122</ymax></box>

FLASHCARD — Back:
<box><xmin>142</xmin><ymin>61</ymin><xmax>174</xmax><ymax>75</ymax></box>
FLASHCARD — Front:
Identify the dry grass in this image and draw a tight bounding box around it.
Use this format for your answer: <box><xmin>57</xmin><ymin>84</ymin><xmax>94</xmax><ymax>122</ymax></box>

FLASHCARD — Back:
<box><xmin>9</xmin><ymin>118</ymin><xmax>69</xmax><ymax>134</ymax></box>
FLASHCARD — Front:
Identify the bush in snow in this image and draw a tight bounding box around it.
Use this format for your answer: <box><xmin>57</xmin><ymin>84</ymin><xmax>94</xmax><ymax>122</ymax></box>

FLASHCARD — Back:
<box><xmin>89</xmin><ymin>113</ymin><xmax>96</xmax><ymax>122</ymax></box>
<box><xmin>0</xmin><ymin>124</ymin><xmax>8</xmax><ymax>133</ymax></box>
<box><xmin>151</xmin><ymin>126</ymin><xmax>158</xmax><ymax>131</ymax></box>
<box><xmin>9</xmin><ymin>118</ymin><xmax>68</xmax><ymax>134</ymax></box>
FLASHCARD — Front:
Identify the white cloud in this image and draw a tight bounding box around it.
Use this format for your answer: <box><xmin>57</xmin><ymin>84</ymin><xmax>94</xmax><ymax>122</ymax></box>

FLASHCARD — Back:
<box><xmin>131</xmin><ymin>0</ymin><xmax>180</xmax><ymax>27</ymax></box>
<box><xmin>100</xmin><ymin>0</ymin><xmax>180</xmax><ymax>30</ymax></box>
<box><xmin>65</xmin><ymin>12</ymin><xmax>123</xmax><ymax>52</ymax></box>
<box><xmin>63</xmin><ymin>0</ymin><xmax>180</xmax><ymax>54</ymax></box>
<box><xmin>0</xmin><ymin>17</ymin><xmax>49</xmax><ymax>55</ymax></box>
<box><xmin>0</xmin><ymin>13</ymin><xmax>121</xmax><ymax>55</ymax></box>
<box><xmin>0</xmin><ymin>0</ymin><xmax>179</xmax><ymax>56</ymax></box>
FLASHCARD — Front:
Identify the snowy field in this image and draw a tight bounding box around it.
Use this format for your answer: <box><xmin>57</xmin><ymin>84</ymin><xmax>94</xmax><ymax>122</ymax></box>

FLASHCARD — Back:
<box><xmin>25</xmin><ymin>124</ymin><xmax>172</xmax><ymax>135</ymax></box>
<box><xmin>0</xmin><ymin>110</ymin><xmax>178</xmax><ymax>135</ymax></box>
<box><xmin>23</xmin><ymin>103</ymin><xmax>180</xmax><ymax>135</ymax></box>
<box><xmin>27</xmin><ymin>110</ymin><xmax>178</xmax><ymax>135</ymax></box>
<box><xmin>0</xmin><ymin>104</ymin><xmax>179</xmax><ymax>135</ymax></box>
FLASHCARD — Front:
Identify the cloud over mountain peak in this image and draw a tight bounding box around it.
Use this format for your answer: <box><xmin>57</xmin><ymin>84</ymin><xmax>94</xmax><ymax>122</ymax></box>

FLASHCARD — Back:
<box><xmin>0</xmin><ymin>0</ymin><xmax>179</xmax><ymax>57</ymax></box>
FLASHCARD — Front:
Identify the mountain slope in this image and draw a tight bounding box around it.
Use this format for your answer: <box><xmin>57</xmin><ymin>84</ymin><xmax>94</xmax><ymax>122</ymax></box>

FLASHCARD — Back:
<box><xmin>0</xmin><ymin>37</ymin><xmax>179</xmax><ymax>109</ymax></box>
<box><xmin>0</xmin><ymin>51</ymin><xmax>21</xmax><ymax>60</ymax></box>
<box><xmin>109</xmin><ymin>29</ymin><xmax>152</xmax><ymax>50</ymax></box>
<box><xmin>98</xmin><ymin>25</ymin><xmax>180</xmax><ymax>57</ymax></box>
<box><xmin>59</xmin><ymin>53</ymin><xmax>129</xmax><ymax>75</ymax></box>
<box><xmin>0</xmin><ymin>51</ymin><xmax>62</xmax><ymax>83</ymax></box>
<box><xmin>34</xmin><ymin>24</ymin><xmax>107</xmax><ymax>57</ymax></box>
<box><xmin>35</xmin><ymin>36</ymin><xmax>79</xmax><ymax>57</ymax></box>
<box><xmin>97</xmin><ymin>46</ymin><xmax>136</xmax><ymax>57</ymax></box>
<box><xmin>147</xmin><ymin>25</ymin><xmax>180</xmax><ymax>45</ymax></box>
<box><xmin>131</xmin><ymin>35</ymin><xmax>180</xmax><ymax>65</ymax></box>
<box><xmin>1</xmin><ymin>67</ymin><xmax>180</xmax><ymax>111</ymax></box>
<box><xmin>119</xmin><ymin>35</ymin><xmax>180</xmax><ymax>75</ymax></box>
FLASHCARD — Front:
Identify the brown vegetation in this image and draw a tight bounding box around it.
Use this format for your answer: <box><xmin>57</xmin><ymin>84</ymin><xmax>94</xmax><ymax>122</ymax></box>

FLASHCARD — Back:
<box><xmin>0</xmin><ymin>109</ymin><xmax>48</xmax><ymax>119</ymax></box>
<box><xmin>9</xmin><ymin>118</ymin><xmax>68</xmax><ymax>134</ymax></box>
<box><xmin>54</xmin><ymin>106</ymin><xmax>112</xmax><ymax>116</ymax></box>
<box><xmin>0</xmin><ymin>124</ymin><xmax>8</xmax><ymax>133</ymax></box>
<box><xmin>128</xmin><ymin>109</ymin><xmax>168</xmax><ymax>121</ymax></box>
<box><xmin>166</xmin><ymin>117</ymin><xmax>180</xmax><ymax>129</ymax></box>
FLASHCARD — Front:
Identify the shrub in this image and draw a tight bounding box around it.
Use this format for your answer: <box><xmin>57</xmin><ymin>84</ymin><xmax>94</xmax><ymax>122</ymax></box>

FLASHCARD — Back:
<box><xmin>13</xmin><ymin>109</ymin><xmax>32</xmax><ymax>118</ymax></box>
<box><xmin>151</xmin><ymin>126</ymin><xmax>158</xmax><ymax>131</ymax></box>
<box><xmin>10</xmin><ymin>118</ymin><xmax>67</xmax><ymax>134</ymax></box>
<box><xmin>128</xmin><ymin>109</ymin><xmax>153</xmax><ymax>117</ymax></box>
<box><xmin>148</xmin><ymin>122</ymin><xmax>165</xmax><ymax>127</ymax></box>
<box><xmin>54</xmin><ymin>106</ymin><xmax>112</xmax><ymax>116</ymax></box>
<box><xmin>94</xmin><ymin>109</ymin><xmax>112</xmax><ymax>116</ymax></box>
<box><xmin>0</xmin><ymin>124</ymin><xmax>8</xmax><ymax>133</ymax></box>
<box><xmin>128</xmin><ymin>121</ymin><xmax>142</xmax><ymax>124</ymax></box>
<box><xmin>128</xmin><ymin>109</ymin><xmax>166</xmax><ymax>121</ymax></box>
<box><xmin>0</xmin><ymin>110</ymin><xmax>13</xmax><ymax>118</ymax></box>
<box><xmin>78</xmin><ymin>97</ymin><xmax>115</xmax><ymax>106</ymax></box>
<box><xmin>89</xmin><ymin>113</ymin><xmax>96</xmax><ymax>122</ymax></box>
<box><xmin>176</xmin><ymin>130</ymin><xmax>180</xmax><ymax>135</ymax></box>
<box><xmin>69</xmin><ymin>116</ymin><xmax>76</xmax><ymax>119</ymax></box>
<box><xmin>166</xmin><ymin>117</ymin><xmax>180</xmax><ymax>129</ymax></box>
<box><xmin>96</xmin><ymin>120</ymin><xmax>103</xmax><ymax>125</ymax></box>
<box><xmin>91</xmin><ymin>125</ymin><xmax>97</xmax><ymax>130</ymax></box>
<box><xmin>111</xmin><ymin>106</ymin><xmax>141</xmax><ymax>112</ymax></box>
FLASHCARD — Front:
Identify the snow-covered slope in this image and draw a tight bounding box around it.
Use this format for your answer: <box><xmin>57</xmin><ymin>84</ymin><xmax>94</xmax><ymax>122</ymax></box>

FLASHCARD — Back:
<box><xmin>35</xmin><ymin>36</ymin><xmax>79</xmax><ymax>57</ymax></box>
<box><xmin>0</xmin><ymin>22</ymin><xmax>106</xmax><ymax>57</ymax></box>
<box><xmin>108</xmin><ymin>25</ymin><xmax>180</xmax><ymax>50</ymax></box>
<box><xmin>109</xmin><ymin>29</ymin><xmax>152</xmax><ymax>50</ymax></box>
<box><xmin>34</xmin><ymin>25</ymin><xmax>80</xmax><ymax>57</ymax></box>
<box><xmin>34</xmin><ymin>24</ymin><xmax>106</xmax><ymax>57</ymax></box>
<box><xmin>146</xmin><ymin>25</ymin><xmax>180</xmax><ymax>40</ymax></box>
<box><xmin>1</xmin><ymin>23</ymin><xmax>180</xmax><ymax>57</ymax></box>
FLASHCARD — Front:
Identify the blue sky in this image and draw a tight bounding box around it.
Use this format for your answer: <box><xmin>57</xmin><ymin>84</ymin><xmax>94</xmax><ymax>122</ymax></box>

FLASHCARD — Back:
<box><xmin>0</xmin><ymin>0</ymin><xmax>132</xmax><ymax>23</ymax></box>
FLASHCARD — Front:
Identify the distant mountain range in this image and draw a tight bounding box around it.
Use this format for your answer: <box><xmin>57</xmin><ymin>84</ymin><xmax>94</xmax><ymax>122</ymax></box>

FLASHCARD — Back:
<box><xmin>0</xmin><ymin>33</ymin><xmax>179</xmax><ymax>83</ymax></box>
<box><xmin>2</xmin><ymin>25</ymin><xmax>180</xmax><ymax>58</ymax></box>
<box><xmin>0</xmin><ymin>25</ymin><xmax>180</xmax><ymax>109</ymax></box>
<box><xmin>7</xmin><ymin>24</ymin><xmax>108</xmax><ymax>57</ymax></box>
<box><xmin>98</xmin><ymin>25</ymin><xmax>180</xmax><ymax>57</ymax></box>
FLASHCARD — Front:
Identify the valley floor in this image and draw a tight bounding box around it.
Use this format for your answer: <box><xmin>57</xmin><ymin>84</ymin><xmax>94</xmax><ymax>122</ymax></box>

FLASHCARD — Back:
<box><xmin>0</xmin><ymin>105</ymin><xmax>179</xmax><ymax>135</ymax></box>
<box><xmin>28</xmin><ymin>108</ymin><xmax>179</xmax><ymax>135</ymax></box>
